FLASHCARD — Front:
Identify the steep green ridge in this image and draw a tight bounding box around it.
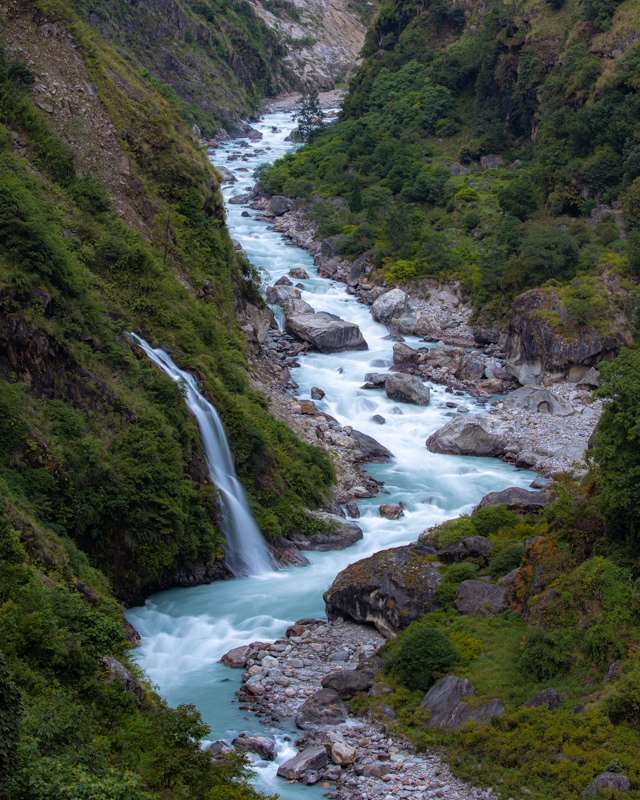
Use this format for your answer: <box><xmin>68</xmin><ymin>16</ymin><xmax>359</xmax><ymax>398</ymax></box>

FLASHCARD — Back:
<box><xmin>258</xmin><ymin>0</ymin><xmax>640</xmax><ymax>330</ymax></box>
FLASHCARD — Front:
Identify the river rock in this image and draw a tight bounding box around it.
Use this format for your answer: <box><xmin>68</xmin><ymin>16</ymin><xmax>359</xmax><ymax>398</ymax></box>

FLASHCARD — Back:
<box><xmin>266</xmin><ymin>285</ymin><xmax>301</xmax><ymax>305</ymax></box>
<box><xmin>324</xmin><ymin>543</ymin><xmax>441</xmax><ymax>637</ymax></box>
<box><xmin>318</xmin><ymin>234</ymin><xmax>347</xmax><ymax>264</ymax></box>
<box><xmin>454</xmin><ymin>580</ymin><xmax>506</xmax><ymax>616</ymax></box>
<box><xmin>476</xmin><ymin>486</ymin><xmax>550</xmax><ymax>512</ymax></box>
<box><xmin>232</xmin><ymin>735</ymin><xmax>275</xmax><ymax>760</ymax></box>
<box><xmin>371</xmin><ymin>289</ymin><xmax>418</xmax><ymax>334</ymax></box>
<box><xmin>349</xmin><ymin>428</ymin><xmax>392</xmax><ymax>462</ymax></box>
<box><xmin>385</xmin><ymin>373</ymin><xmax>430</xmax><ymax>406</ymax></box>
<box><xmin>288</xmin><ymin>511</ymin><xmax>363</xmax><ymax>551</ymax></box>
<box><xmin>101</xmin><ymin>656</ymin><xmax>145</xmax><ymax>702</ymax></box>
<box><xmin>269</xmin><ymin>537</ymin><xmax>310</xmax><ymax>568</ymax></box>
<box><xmin>295</xmin><ymin>688</ymin><xmax>348</xmax><ymax>729</ymax></box>
<box><xmin>345</xmin><ymin>497</ymin><xmax>360</xmax><ymax>518</ymax></box>
<box><xmin>456</xmin><ymin>353</ymin><xmax>485</xmax><ymax>381</ymax></box>
<box><xmin>393</xmin><ymin>342</ymin><xmax>419</xmax><ymax>365</ymax></box>
<box><xmin>221</xmin><ymin>644</ymin><xmax>250</xmax><ymax>668</ymax></box>
<box><xmin>379</xmin><ymin>504</ymin><xmax>404</xmax><ymax>519</ymax></box>
<box><xmin>275</xmin><ymin>275</ymin><xmax>292</xmax><ymax>286</ymax></box>
<box><xmin>420</xmin><ymin>676</ymin><xmax>474</xmax><ymax>727</ymax></box>
<box><xmin>363</xmin><ymin>372</ymin><xmax>387</xmax><ymax>386</ymax></box>
<box><xmin>290</xmin><ymin>267</ymin><xmax>309</xmax><ymax>279</ymax></box>
<box><xmin>321</xmin><ymin>669</ymin><xmax>369</xmax><ymax>699</ymax></box>
<box><xmin>228</xmin><ymin>193</ymin><xmax>251</xmax><ymax>204</ymax></box>
<box><xmin>291</xmin><ymin>298</ymin><xmax>315</xmax><ymax>314</ymax></box>
<box><xmin>503</xmin><ymin>385</ymin><xmax>574</xmax><ymax>416</ymax></box>
<box><xmin>214</xmin><ymin>164</ymin><xmax>237</xmax><ymax>183</ymax></box>
<box><xmin>522</xmin><ymin>688</ymin><xmax>561</xmax><ymax>710</ymax></box>
<box><xmin>584</xmin><ymin>773</ymin><xmax>631</xmax><ymax>795</ymax></box>
<box><xmin>265</xmin><ymin>195</ymin><xmax>292</xmax><ymax>217</ymax></box>
<box><xmin>277</xmin><ymin>745</ymin><xmax>329</xmax><ymax>778</ymax></box>
<box><xmin>311</xmin><ymin>386</ymin><xmax>325</xmax><ymax>400</ymax></box>
<box><xmin>285</xmin><ymin>312</ymin><xmax>368</xmax><ymax>354</ymax></box>
<box><xmin>331</xmin><ymin>741</ymin><xmax>357</xmax><ymax>765</ymax></box>
<box><xmin>426</xmin><ymin>415</ymin><xmax>514</xmax><ymax>457</ymax></box>
<box><xmin>438</xmin><ymin>536</ymin><xmax>492</xmax><ymax>564</ymax></box>
<box><xmin>207</xmin><ymin>740</ymin><xmax>235</xmax><ymax>758</ymax></box>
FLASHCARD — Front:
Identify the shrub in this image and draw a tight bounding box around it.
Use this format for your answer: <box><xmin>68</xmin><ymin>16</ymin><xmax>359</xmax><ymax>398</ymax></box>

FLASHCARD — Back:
<box><xmin>520</xmin><ymin>627</ymin><xmax>573</xmax><ymax>681</ymax></box>
<box><xmin>462</xmin><ymin>209</ymin><xmax>481</xmax><ymax>232</ymax></box>
<box><xmin>471</xmin><ymin>505</ymin><xmax>519</xmax><ymax>538</ymax></box>
<box><xmin>437</xmin><ymin>516</ymin><xmax>476</xmax><ymax>546</ymax></box>
<box><xmin>498</xmin><ymin>176</ymin><xmax>538</xmax><ymax>221</ymax></box>
<box><xmin>605</xmin><ymin>667</ymin><xmax>640</xmax><ymax>724</ymax></box>
<box><xmin>489</xmin><ymin>544</ymin><xmax>525</xmax><ymax>579</ymax></box>
<box><xmin>436</xmin><ymin>562</ymin><xmax>478</xmax><ymax>607</ymax></box>
<box><xmin>390</xmin><ymin>627</ymin><xmax>458</xmax><ymax>692</ymax></box>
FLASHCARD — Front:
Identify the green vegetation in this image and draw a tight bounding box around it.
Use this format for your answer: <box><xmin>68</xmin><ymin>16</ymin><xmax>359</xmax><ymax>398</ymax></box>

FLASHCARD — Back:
<box><xmin>385</xmin><ymin>626</ymin><xmax>458</xmax><ymax>692</ymax></box>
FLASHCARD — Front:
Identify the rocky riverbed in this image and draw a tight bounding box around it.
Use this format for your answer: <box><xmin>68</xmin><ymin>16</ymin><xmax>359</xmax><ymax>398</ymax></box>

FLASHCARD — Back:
<box><xmin>218</xmin><ymin>618</ymin><xmax>484</xmax><ymax>800</ymax></box>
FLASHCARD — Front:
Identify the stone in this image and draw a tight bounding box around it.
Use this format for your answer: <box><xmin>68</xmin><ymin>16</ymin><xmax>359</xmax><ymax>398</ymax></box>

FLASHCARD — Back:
<box><xmin>368</xmin><ymin>682</ymin><xmax>393</xmax><ymax>697</ymax></box>
<box><xmin>385</xmin><ymin>373</ymin><xmax>430</xmax><ymax>406</ymax></box>
<box><xmin>324</xmin><ymin>543</ymin><xmax>442</xmax><ymax>637</ymax></box>
<box><xmin>420</xmin><ymin>676</ymin><xmax>474</xmax><ymax>727</ymax></box>
<box><xmin>221</xmin><ymin>644</ymin><xmax>250</xmax><ymax>668</ymax></box>
<box><xmin>371</xmin><ymin>289</ymin><xmax>418</xmax><ymax>334</ymax></box>
<box><xmin>583</xmin><ymin>773</ymin><xmax>631</xmax><ymax>795</ymax></box>
<box><xmin>448</xmin><ymin>698</ymin><xmax>505</xmax><ymax>729</ymax></box>
<box><xmin>449</xmin><ymin>163</ymin><xmax>471</xmax><ymax>176</ymax></box>
<box><xmin>349</xmin><ymin>428</ymin><xmax>392</xmax><ymax>462</ymax></box>
<box><xmin>299</xmin><ymin>400</ymin><xmax>317</xmax><ymax>415</ymax></box>
<box><xmin>331</xmin><ymin>741</ymin><xmax>357</xmax><ymax>765</ymax></box>
<box><xmin>322</xmin><ymin>765</ymin><xmax>342</xmax><ymax>781</ymax></box>
<box><xmin>285</xmin><ymin>312</ymin><xmax>368</xmax><ymax>354</ymax></box>
<box><xmin>393</xmin><ymin>342</ymin><xmax>419</xmax><ymax>365</ymax></box>
<box><xmin>291</xmin><ymin>299</ymin><xmax>315</xmax><ymax>314</ymax></box>
<box><xmin>294</xmin><ymin>689</ymin><xmax>348</xmax><ymax>730</ymax></box>
<box><xmin>319</xmin><ymin>234</ymin><xmax>347</xmax><ymax>264</ymax></box>
<box><xmin>530</xmin><ymin>476</ymin><xmax>552</xmax><ymax>490</ymax></box>
<box><xmin>228</xmin><ymin>193</ymin><xmax>251</xmax><ymax>204</ymax></box>
<box><xmin>372</xmin><ymin>414</ymin><xmax>386</xmax><ymax>425</ymax></box>
<box><xmin>311</xmin><ymin>386</ymin><xmax>325</xmax><ymax>400</ymax></box>
<box><xmin>101</xmin><ymin>656</ymin><xmax>145</xmax><ymax>702</ymax></box>
<box><xmin>510</xmin><ymin>159</ymin><xmax>522</xmax><ymax>170</ymax></box>
<box><xmin>322</xmin><ymin>669</ymin><xmax>369</xmax><ymax>698</ymax></box>
<box><xmin>289</xmin><ymin>511</ymin><xmax>363</xmax><ymax>551</ymax></box>
<box><xmin>454</xmin><ymin>580</ymin><xmax>506</xmax><ymax>616</ymax></box>
<box><xmin>214</xmin><ymin>164</ymin><xmax>237</xmax><ymax>183</ymax></box>
<box><xmin>426</xmin><ymin>415</ymin><xmax>514</xmax><ymax>458</ymax></box>
<box><xmin>379</xmin><ymin>504</ymin><xmax>404</xmax><ymax>520</ymax></box>
<box><xmin>345</xmin><ymin>497</ymin><xmax>360</xmax><ymax>519</ymax></box>
<box><xmin>473</xmin><ymin>327</ymin><xmax>501</xmax><ymax>345</ymax></box>
<box><xmin>265</xmin><ymin>195</ymin><xmax>292</xmax><ymax>216</ymax></box>
<box><xmin>476</xmin><ymin>487</ymin><xmax>550</xmax><ymax>512</ymax></box>
<box><xmin>604</xmin><ymin>660</ymin><xmax>621</xmax><ymax>683</ymax></box>
<box><xmin>374</xmin><ymin>703</ymin><xmax>398</xmax><ymax>723</ymax></box>
<box><xmin>503</xmin><ymin>385</ymin><xmax>574</xmax><ymax>416</ymax></box>
<box><xmin>277</xmin><ymin>745</ymin><xmax>329</xmax><ymax>779</ymax></box>
<box><xmin>232</xmin><ymin>735</ymin><xmax>275</xmax><ymax>761</ymax></box>
<box><xmin>361</xmin><ymin>763</ymin><xmax>393</xmax><ymax>778</ymax></box>
<box><xmin>363</xmin><ymin>372</ymin><xmax>388</xmax><ymax>387</ymax></box>
<box><xmin>266</xmin><ymin>285</ymin><xmax>301</xmax><ymax>305</ymax></box>
<box><xmin>438</xmin><ymin>536</ymin><xmax>492</xmax><ymax>564</ymax></box>
<box><xmin>207</xmin><ymin>740</ymin><xmax>235</xmax><ymax>759</ymax></box>
<box><xmin>289</xmin><ymin>267</ymin><xmax>309</xmax><ymax>279</ymax></box>
<box><xmin>456</xmin><ymin>353</ymin><xmax>485</xmax><ymax>381</ymax></box>
<box><xmin>523</xmin><ymin>688</ymin><xmax>561</xmax><ymax>710</ymax></box>
<box><xmin>577</xmin><ymin>367</ymin><xmax>600</xmax><ymax>388</ymax></box>
<box><xmin>481</xmin><ymin>156</ymin><xmax>504</xmax><ymax>170</ymax></box>
<box><xmin>275</xmin><ymin>275</ymin><xmax>292</xmax><ymax>286</ymax></box>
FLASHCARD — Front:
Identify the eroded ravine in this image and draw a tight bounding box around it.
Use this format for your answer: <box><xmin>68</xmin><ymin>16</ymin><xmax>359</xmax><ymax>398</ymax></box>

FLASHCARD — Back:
<box><xmin>126</xmin><ymin>112</ymin><xmax>534</xmax><ymax>799</ymax></box>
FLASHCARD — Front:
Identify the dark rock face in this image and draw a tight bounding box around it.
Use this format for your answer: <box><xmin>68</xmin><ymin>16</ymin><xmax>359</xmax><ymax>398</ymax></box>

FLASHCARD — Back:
<box><xmin>385</xmin><ymin>373</ymin><xmax>430</xmax><ymax>406</ymax></box>
<box><xmin>505</xmin><ymin>287</ymin><xmax>628</xmax><ymax>385</ymax></box>
<box><xmin>277</xmin><ymin>745</ymin><xmax>328</xmax><ymax>779</ymax></box>
<box><xmin>473</xmin><ymin>327</ymin><xmax>501</xmax><ymax>345</ymax></box>
<box><xmin>503</xmin><ymin>385</ymin><xmax>574</xmax><ymax>416</ymax></box>
<box><xmin>232</xmin><ymin>735</ymin><xmax>275</xmax><ymax>760</ymax></box>
<box><xmin>583</xmin><ymin>773</ymin><xmax>631</xmax><ymax>795</ymax></box>
<box><xmin>285</xmin><ymin>312</ymin><xmax>368</xmax><ymax>353</ymax></box>
<box><xmin>453</xmin><ymin>580</ymin><xmax>506</xmax><ymax>616</ymax></box>
<box><xmin>265</xmin><ymin>195</ymin><xmax>292</xmax><ymax>216</ymax></box>
<box><xmin>426</xmin><ymin>416</ymin><xmax>514</xmax><ymax>458</ymax></box>
<box><xmin>101</xmin><ymin>656</ymin><xmax>145</xmax><ymax>702</ymax></box>
<box><xmin>295</xmin><ymin>689</ymin><xmax>348</xmax><ymax>730</ymax></box>
<box><xmin>522</xmin><ymin>688</ymin><xmax>561</xmax><ymax>710</ymax></box>
<box><xmin>321</xmin><ymin>669</ymin><xmax>369</xmax><ymax>699</ymax></box>
<box><xmin>438</xmin><ymin>536</ymin><xmax>492</xmax><ymax>564</ymax></box>
<box><xmin>393</xmin><ymin>342</ymin><xmax>419</xmax><ymax>365</ymax></box>
<box><xmin>268</xmin><ymin>537</ymin><xmax>310</xmax><ymax>568</ymax></box>
<box><xmin>288</xmin><ymin>511</ymin><xmax>363</xmax><ymax>551</ymax></box>
<box><xmin>120</xmin><ymin>559</ymin><xmax>233</xmax><ymax>606</ymax></box>
<box><xmin>319</xmin><ymin>234</ymin><xmax>348</xmax><ymax>265</ymax></box>
<box><xmin>324</xmin><ymin>543</ymin><xmax>441</xmax><ymax>638</ymax></box>
<box><xmin>476</xmin><ymin>487</ymin><xmax>550</xmax><ymax>512</ymax></box>
<box><xmin>420</xmin><ymin>676</ymin><xmax>504</xmax><ymax>729</ymax></box>
<box><xmin>349</xmin><ymin>429</ymin><xmax>392</xmax><ymax>462</ymax></box>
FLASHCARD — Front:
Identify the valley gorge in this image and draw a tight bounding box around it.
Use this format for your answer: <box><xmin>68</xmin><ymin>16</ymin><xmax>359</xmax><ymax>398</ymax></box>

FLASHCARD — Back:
<box><xmin>2</xmin><ymin>2</ymin><xmax>640</xmax><ymax>800</ymax></box>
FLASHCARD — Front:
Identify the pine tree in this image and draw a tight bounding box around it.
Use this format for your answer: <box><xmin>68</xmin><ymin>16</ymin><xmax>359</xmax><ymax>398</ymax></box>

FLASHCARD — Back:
<box><xmin>293</xmin><ymin>88</ymin><xmax>325</xmax><ymax>143</ymax></box>
<box><xmin>349</xmin><ymin>181</ymin><xmax>363</xmax><ymax>213</ymax></box>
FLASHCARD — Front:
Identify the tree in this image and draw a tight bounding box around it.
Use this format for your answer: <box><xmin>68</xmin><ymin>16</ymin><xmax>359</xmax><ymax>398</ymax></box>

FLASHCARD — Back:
<box><xmin>389</xmin><ymin>627</ymin><xmax>458</xmax><ymax>691</ymax></box>
<box><xmin>293</xmin><ymin>88</ymin><xmax>325</xmax><ymax>143</ymax></box>
<box><xmin>364</xmin><ymin>185</ymin><xmax>393</xmax><ymax>222</ymax></box>
<box><xmin>384</xmin><ymin>201</ymin><xmax>412</xmax><ymax>256</ymax></box>
<box><xmin>349</xmin><ymin>180</ymin><xmax>363</xmax><ymax>213</ymax></box>
<box><xmin>498</xmin><ymin>175</ymin><xmax>539</xmax><ymax>221</ymax></box>
<box><xmin>521</xmin><ymin>225</ymin><xmax>579</xmax><ymax>281</ymax></box>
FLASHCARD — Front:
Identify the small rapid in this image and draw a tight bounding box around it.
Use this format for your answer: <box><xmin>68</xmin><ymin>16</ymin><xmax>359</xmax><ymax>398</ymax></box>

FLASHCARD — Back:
<box><xmin>127</xmin><ymin>111</ymin><xmax>535</xmax><ymax>799</ymax></box>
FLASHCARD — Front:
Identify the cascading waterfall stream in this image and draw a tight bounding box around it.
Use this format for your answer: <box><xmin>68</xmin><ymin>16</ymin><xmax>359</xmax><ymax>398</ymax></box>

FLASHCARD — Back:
<box><xmin>128</xmin><ymin>333</ymin><xmax>273</xmax><ymax>577</ymax></box>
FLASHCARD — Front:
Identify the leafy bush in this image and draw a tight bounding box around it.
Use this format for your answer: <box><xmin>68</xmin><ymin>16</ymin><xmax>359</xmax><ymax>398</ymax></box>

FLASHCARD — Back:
<box><xmin>498</xmin><ymin>176</ymin><xmax>539</xmax><ymax>221</ymax></box>
<box><xmin>605</xmin><ymin>667</ymin><xmax>640</xmax><ymax>724</ymax></box>
<box><xmin>437</xmin><ymin>516</ymin><xmax>476</xmax><ymax>546</ymax></box>
<box><xmin>489</xmin><ymin>544</ymin><xmax>525</xmax><ymax>579</ymax></box>
<box><xmin>389</xmin><ymin>627</ymin><xmax>458</xmax><ymax>692</ymax></box>
<box><xmin>462</xmin><ymin>210</ymin><xmax>481</xmax><ymax>232</ymax></box>
<box><xmin>471</xmin><ymin>505</ymin><xmax>519</xmax><ymax>538</ymax></box>
<box><xmin>436</xmin><ymin>562</ymin><xmax>478</xmax><ymax>607</ymax></box>
<box><xmin>520</xmin><ymin>627</ymin><xmax>573</xmax><ymax>681</ymax></box>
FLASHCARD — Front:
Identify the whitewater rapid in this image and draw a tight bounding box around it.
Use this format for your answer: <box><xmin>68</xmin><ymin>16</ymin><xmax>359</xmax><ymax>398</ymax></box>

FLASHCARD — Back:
<box><xmin>126</xmin><ymin>112</ymin><xmax>534</xmax><ymax>799</ymax></box>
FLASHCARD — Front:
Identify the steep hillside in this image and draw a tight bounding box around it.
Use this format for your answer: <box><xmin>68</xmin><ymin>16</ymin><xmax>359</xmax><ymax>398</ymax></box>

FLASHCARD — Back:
<box><xmin>259</xmin><ymin>0</ymin><xmax>640</xmax><ymax>360</ymax></box>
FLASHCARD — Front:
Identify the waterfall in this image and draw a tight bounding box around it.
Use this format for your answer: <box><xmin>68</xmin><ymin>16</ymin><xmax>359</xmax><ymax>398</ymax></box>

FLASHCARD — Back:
<box><xmin>129</xmin><ymin>334</ymin><xmax>274</xmax><ymax>577</ymax></box>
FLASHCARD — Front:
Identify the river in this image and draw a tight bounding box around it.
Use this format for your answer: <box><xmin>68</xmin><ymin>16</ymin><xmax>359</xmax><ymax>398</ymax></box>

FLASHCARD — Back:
<box><xmin>126</xmin><ymin>111</ymin><xmax>534</xmax><ymax>799</ymax></box>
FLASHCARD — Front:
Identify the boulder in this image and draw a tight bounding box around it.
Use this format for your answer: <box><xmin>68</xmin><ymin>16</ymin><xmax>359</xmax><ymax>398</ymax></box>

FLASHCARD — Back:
<box><xmin>238</xmin><ymin>302</ymin><xmax>274</xmax><ymax>345</ymax></box>
<box><xmin>476</xmin><ymin>487</ymin><xmax>550</xmax><ymax>512</ymax></box>
<box><xmin>449</xmin><ymin>163</ymin><xmax>471</xmax><ymax>176</ymax></box>
<box><xmin>101</xmin><ymin>656</ymin><xmax>145</xmax><ymax>702</ymax></box>
<box><xmin>232</xmin><ymin>736</ymin><xmax>275</xmax><ymax>761</ymax></box>
<box><xmin>319</xmin><ymin>234</ymin><xmax>347</xmax><ymax>265</ymax></box>
<box><xmin>473</xmin><ymin>327</ymin><xmax>501</xmax><ymax>345</ymax></box>
<box><xmin>289</xmin><ymin>267</ymin><xmax>309</xmax><ymax>279</ymax></box>
<box><xmin>385</xmin><ymin>373</ymin><xmax>430</xmax><ymax>406</ymax></box>
<box><xmin>324</xmin><ymin>543</ymin><xmax>441</xmax><ymax>638</ymax></box>
<box><xmin>363</xmin><ymin>373</ymin><xmax>387</xmax><ymax>386</ymax></box>
<box><xmin>349</xmin><ymin>429</ymin><xmax>392</xmax><ymax>462</ymax></box>
<box><xmin>221</xmin><ymin>645</ymin><xmax>250</xmax><ymax>668</ymax></box>
<box><xmin>456</xmin><ymin>353</ymin><xmax>485</xmax><ymax>381</ymax></box>
<box><xmin>277</xmin><ymin>745</ymin><xmax>328</xmax><ymax>779</ymax></box>
<box><xmin>393</xmin><ymin>342</ymin><xmax>419</xmax><ymax>365</ymax></box>
<box><xmin>275</xmin><ymin>275</ymin><xmax>292</xmax><ymax>286</ymax></box>
<box><xmin>207</xmin><ymin>740</ymin><xmax>235</xmax><ymax>759</ymax></box>
<box><xmin>289</xmin><ymin>511</ymin><xmax>363</xmax><ymax>551</ymax></box>
<box><xmin>414</xmin><ymin>314</ymin><xmax>439</xmax><ymax>337</ymax></box>
<box><xmin>228</xmin><ymin>193</ymin><xmax>251</xmax><ymax>204</ymax></box>
<box><xmin>454</xmin><ymin>580</ymin><xmax>506</xmax><ymax>616</ymax></box>
<box><xmin>265</xmin><ymin>195</ymin><xmax>291</xmax><ymax>217</ymax></box>
<box><xmin>269</xmin><ymin>537</ymin><xmax>310</xmax><ymax>568</ymax></box>
<box><xmin>321</xmin><ymin>669</ymin><xmax>369</xmax><ymax>699</ymax></box>
<box><xmin>285</xmin><ymin>312</ymin><xmax>368</xmax><ymax>354</ymax></box>
<box><xmin>214</xmin><ymin>164</ymin><xmax>237</xmax><ymax>183</ymax></box>
<box><xmin>577</xmin><ymin>367</ymin><xmax>599</xmax><ymax>388</ymax></box>
<box><xmin>583</xmin><ymin>773</ymin><xmax>631</xmax><ymax>796</ymax></box>
<box><xmin>295</xmin><ymin>689</ymin><xmax>348</xmax><ymax>730</ymax></box>
<box><xmin>372</xmin><ymin>415</ymin><xmax>386</xmax><ymax>425</ymax></box>
<box><xmin>371</xmin><ymin>289</ymin><xmax>418</xmax><ymax>334</ymax></box>
<box><xmin>420</xmin><ymin>676</ymin><xmax>474</xmax><ymax>726</ymax></box>
<box><xmin>522</xmin><ymin>688</ymin><xmax>561</xmax><ymax>711</ymax></box>
<box><xmin>266</xmin><ymin>285</ymin><xmax>301</xmax><ymax>305</ymax></box>
<box><xmin>331</xmin><ymin>741</ymin><xmax>357</xmax><ymax>765</ymax></box>
<box><xmin>345</xmin><ymin>498</ymin><xmax>360</xmax><ymax>518</ymax></box>
<box><xmin>348</xmin><ymin>253</ymin><xmax>370</xmax><ymax>286</ymax></box>
<box><xmin>438</xmin><ymin>536</ymin><xmax>492</xmax><ymax>564</ymax></box>
<box><xmin>426</xmin><ymin>415</ymin><xmax>514</xmax><ymax>457</ymax></box>
<box><xmin>291</xmin><ymin>298</ymin><xmax>315</xmax><ymax>314</ymax></box>
<box><xmin>448</xmin><ymin>698</ymin><xmax>505</xmax><ymax>729</ymax></box>
<box><xmin>360</xmin><ymin>763</ymin><xmax>393</xmax><ymax>778</ymax></box>
<box><xmin>503</xmin><ymin>385</ymin><xmax>574</xmax><ymax>416</ymax></box>
<box><xmin>379</xmin><ymin>504</ymin><xmax>404</xmax><ymax>520</ymax></box>
<box><xmin>481</xmin><ymin>156</ymin><xmax>504</xmax><ymax>170</ymax></box>
<box><xmin>311</xmin><ymin>387</ymin><xmax>325</xmax><ymax>400</ymax></box>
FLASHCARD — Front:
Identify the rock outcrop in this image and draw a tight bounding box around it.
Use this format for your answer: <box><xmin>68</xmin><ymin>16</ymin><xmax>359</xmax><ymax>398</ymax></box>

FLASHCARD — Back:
<box><xmin>385</xmin><ymin>373</ymin><xmax>430</xmax><ymax>406</ymax></box>
<box><xmin>583</xmin><ymin>772</ymin><xmax>631</xmax><ymax>796</ymax></box>
<box><xmin>324</xmin><ymin>544</ymin><xmax>441</xmax><ymax>637</ymax></box>
<box><xmin>522</xmin><ymin>688</ymin><xmax>561</xmax><ymax>710</ymax></box>
<box><xmin>288</xmin><ymin>511</ymin><xmax>363</xmax><ymax>551</ymax></box>
<box><xmin>277</xmin><ymin>745</ymin><xmax>328</xmax><ymax>779</ymax></box>
<box><xmin>420</xmin><ymin>676</ymin><xmax>504</xmax><ymax>730</ymax></box>
<box><xmin>426</xmin><ymin>415</ymin><xmax>515</xmax><ymax>457</ymax></box>
<box><xmin>285</xmin><ymin>312</ymin><xmax>368</xmax><ymax>353</ymax></box>
<box><xmin>101</xmin><ymin>656</ymin><xmax>145</xmax><ymax>702</ymax></box>
<box><xmin>502</xmin><ymin>385</ymin><xmax>574</xmax><ymax>416</ymax></box>
<box><xmin>453</xmin><ymin>580</ymin><xmax>506</xmax><ymax>616</ymax></box>
<box><xmin>371</xmin><ymin>289</ymin><xmax>418</xmax><ymax>334</ymax></box>
<box><xmin>295</xmin><ymin>688</ymin><xmax>348</xmax><ymax>729</ymax></box>
<box><xmin>438</xmin><ymin>536</ymin><xmax>492</xmax><ymax>564</ymax></box>
<box><xmin>476</xmin><ymin>487</ymin><xmax>550</xmax><ymax>512</ymax></box>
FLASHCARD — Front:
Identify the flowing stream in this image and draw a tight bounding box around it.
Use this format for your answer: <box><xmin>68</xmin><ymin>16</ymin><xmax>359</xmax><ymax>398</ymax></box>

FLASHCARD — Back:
<box><xmin>127</xmin><ymin>112</ymin><xmax>534</xmax><ymax>799</ymax></box>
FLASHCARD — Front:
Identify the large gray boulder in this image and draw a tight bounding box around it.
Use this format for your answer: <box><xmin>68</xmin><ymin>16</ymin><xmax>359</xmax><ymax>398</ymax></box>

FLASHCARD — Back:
<box><xmin>438</xmin><ymin>536</ymin><xmax>492</xmax><ymax>564</ymax></box>
<box><xmin>321</xmin><ymin>669</ymin><xmax>369</xmax><ymax>699</ymax></box>
<box><xmin>420</xmin><ymin>676</ymin><xmax>504</xmax><ymax>729</ymax></box>
<box><xmin>426</xmin><ymin>415</ymin><xmax>514</xmax><ymax>457</ymax></box>
<box><xmin>393</xmin><ymin>342</ymin><xmax>419</xmax><ymax>365</ymax></box>
<box><xmin>285</xmin><ymin>312</ymin><xmax>368</xmax><ymax>354</ymax></box>
<box><xmin>371</xmin><ymin>289</ymin><xmax>418</xmax><ymax>334</ymax></box>
<box><xmin>454</xmin><ymin>580</ymin><xmax>506</xmax><ymax>616</ymax></box>
<box><xmin>266</xmin><ymin>285</ymin><xmax>301</xmax><ymax>305</ymax></box>
<box><xmin>324</xmin><ymin>543</ymin><xmax>441</xmax><ymax>638</ymax></box>
<box><xmin>503</xmin><ymin>385</ymin><xmax>574</xmax><ymax>416</ymax></box>
<box><xmin>232</xmin><ymin>735</ymin><xmax>275</xmax><ymax>760</ymax></box>
<box><xmin>385</xmin><ymin>373</ymin><xmax>430</xmax><ymax>406</ymax></box>
<box><xmin>349</xmin><ymin>429</ymin><xmax>392</xmax><ymax>462</ymax></box>
<box><xmin>319</xmin><ymin>234</ymin><xmax>347</xmax><ymax>265</ymax></box>
<box><xmin>289</xmin><ymin>511</ymin><xmax>363</xmax><ymax>551</ymax></box>
<box><xmin>295</xmin><ymin>689</ymin><xmax>348</xmax><ymax>730</ymax></box>
<box><xmin>476</xmin><ymin>487</ymin><xmax>550</xmax><ymax>512</ymax></box>
<box><xmin>522</xmin><ymin>688</ymin><xmax>561</xmax><ymax>710</ymax></box>
<box><xmin>277</xmin><ymin>745</ymin><xmax>328</xmax><ymax>779</ymax></box>
<box><xmin>221</xmin><ymin>645</ymin><xmax>250</xmax><ymax>668</ymax></box>
<box><xmin>265</xmin><ymin>195</ymin><xmax>292</xmax><ymax>217</ymax></box>
<box><xmin>583</xmin><ymin>773</ymin><xmax>631</xmax><ymax>796</ymax></box>
<box><xmin>101</xmin><ymin>656</ymin><xmax>145</xmax><ymax>702</ymax></box>
<box><xmin>214</xmin><ymin>164</ymin><xmax>237</xmax><ymax>183</ymax></box>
